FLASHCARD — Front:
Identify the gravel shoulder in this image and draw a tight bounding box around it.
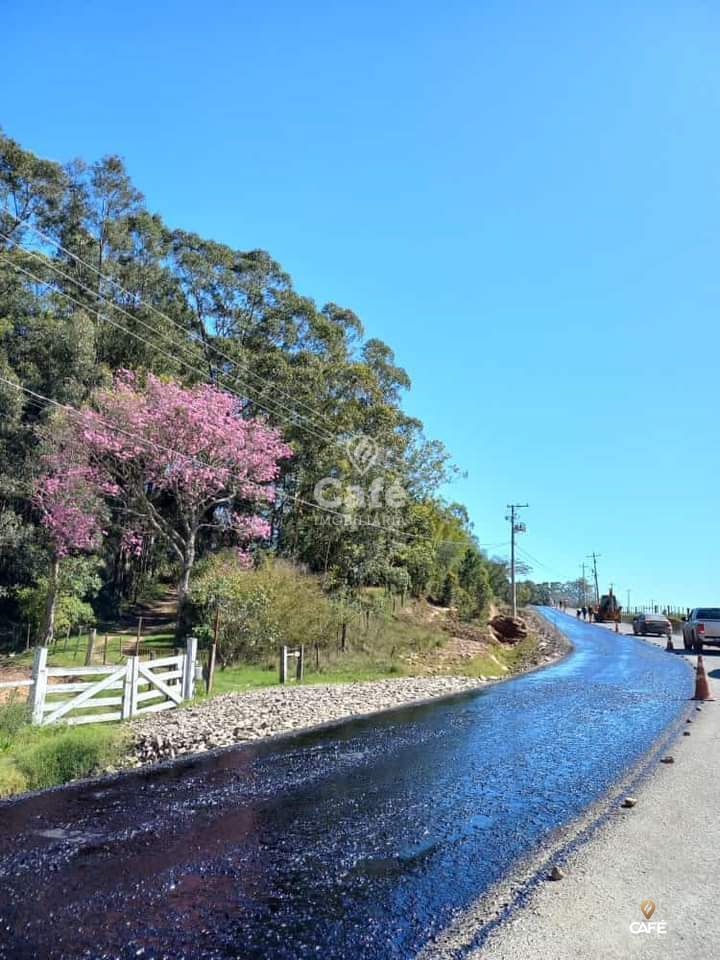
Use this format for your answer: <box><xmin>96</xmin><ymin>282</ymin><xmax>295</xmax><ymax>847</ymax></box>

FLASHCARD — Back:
<box><xmin>128</xmin><ymin>676</ymin><xmax>493</xmax><ymax>765</ymax></box>
<box><xmin>126</xmin><ymin>610</ymin><xmax>570</xmax><ymax>767</ymax></box>
<box><xmin>469</xmin><ymin>625</ymin><xmax>718</xmax><ymax>960</ymax></box>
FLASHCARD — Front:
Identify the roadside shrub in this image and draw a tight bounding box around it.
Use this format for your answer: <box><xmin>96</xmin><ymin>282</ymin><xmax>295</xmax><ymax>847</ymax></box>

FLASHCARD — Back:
<box><xmin>13</xmin><ymin>725</ymin><xmax>123</xmax><ymax>791</ymax></box>
<box><xmin>191</xmin><ymin>554</ymin><xmax>340</xmax><ymax>666</ymax></box>
<box><xmin>0</xmin><ymin>697</ymin><xmax>28</xmax><ymax>751</ymax></box>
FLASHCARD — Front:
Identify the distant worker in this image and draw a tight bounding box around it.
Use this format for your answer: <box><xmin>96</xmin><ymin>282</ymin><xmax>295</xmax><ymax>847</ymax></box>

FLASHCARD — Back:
<box><xmin>576</xmin><ymin>608</ymin><xmax>581</xmax><ymax>619</ymax></box>
<box><xmin>588</xmin><ymin>605</ymin><xmax>594</xmax><ymax>622</ymax></box>
<box><xmin>581</xmin><ymin>606</ymin><xmax>587</xmax><ymax>620</ymax></box>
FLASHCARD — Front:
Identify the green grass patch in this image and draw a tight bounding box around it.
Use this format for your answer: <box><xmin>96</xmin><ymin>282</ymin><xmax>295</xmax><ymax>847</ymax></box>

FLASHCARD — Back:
<box><xmin>0</xmin><ymin>698</ymin><xmax>127</xmax><ymax>799</ymax></box>
<box><xmin>11</xmin><ymin>631</ymin><xmax>178</xmax><ymax>669</ymax></box>
<box><xmin>456</xmin><ymin>635</ymin><xmax>540</xmax><ymax>679</ymax></box>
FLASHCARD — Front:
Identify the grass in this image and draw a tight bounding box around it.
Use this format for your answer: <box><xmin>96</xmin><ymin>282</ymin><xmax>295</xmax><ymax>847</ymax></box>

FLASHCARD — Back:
<box><xmin>201</xmin><ymin>602</ymin><xmax>540</xmax><ymax>695</ymax></box>
<box><xmin>9</xmin><ymin>630</ymin><xmax>178</xmax><ymax>669</ymax></box>
<box><xmin>455</xmin><ymin>635</ymin><xmax>541</xmax><ymax>679</ymax></box>
<box><xmin>0</xmin><ymin>696</ymin><xmax>127</xmax><ymax>799</ymax></box>
<box><xmin>0</xmin><ymin>597</ymin><xmax>544</xmax><ymax>799</ymax></box>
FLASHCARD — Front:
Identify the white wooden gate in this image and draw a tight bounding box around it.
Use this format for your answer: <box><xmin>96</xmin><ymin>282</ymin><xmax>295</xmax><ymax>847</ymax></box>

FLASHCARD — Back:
<box><xmin>20</xmin><ymin>637</ymin><xmax>198</xmax><ymax>726</ymax></box>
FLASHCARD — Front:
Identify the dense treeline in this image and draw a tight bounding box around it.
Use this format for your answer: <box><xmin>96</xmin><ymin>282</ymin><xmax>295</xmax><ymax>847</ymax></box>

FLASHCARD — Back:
<box><xmin>0</xmin><ymin>130</ymin><xmax>513</xmax><ymax>649</ymax></box>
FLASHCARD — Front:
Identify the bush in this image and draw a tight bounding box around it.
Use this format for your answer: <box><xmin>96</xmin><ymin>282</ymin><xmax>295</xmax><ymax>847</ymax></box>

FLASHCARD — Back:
<box><xmin>191</xmin><ymin>554</ymin><xmax>340</xmax><ymax>666</ymax></box>
<box><xmin>0</xmin><ymin>698</ymin><xmax>28</xmax><ymax>750</ymax></box>
<box><xmin>13</xmin><ymin>725</ymin><xmax>123</xmax><ymax>791</ymax></box>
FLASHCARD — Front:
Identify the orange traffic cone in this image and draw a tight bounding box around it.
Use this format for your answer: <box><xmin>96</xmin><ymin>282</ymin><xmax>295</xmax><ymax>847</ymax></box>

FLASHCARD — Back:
<box><xmin>665</xmin><ymin>636</ymin><xmax>674</xmax><ymax>652</ymax></box>
<box><xmin>692</xmin><ymin>656</ymin><xmax>713</xmax><ymax>701</ymax></box>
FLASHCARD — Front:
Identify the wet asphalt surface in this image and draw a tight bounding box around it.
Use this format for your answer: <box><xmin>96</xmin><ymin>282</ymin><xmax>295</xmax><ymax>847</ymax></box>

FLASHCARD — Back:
<box><xmin>0</xmin><ymin>609</ymin><xmax>691</xmax><ymax>960</ymax></box>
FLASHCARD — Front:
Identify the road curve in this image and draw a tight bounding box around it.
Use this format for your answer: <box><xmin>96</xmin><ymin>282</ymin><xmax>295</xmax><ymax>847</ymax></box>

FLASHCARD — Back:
<box><xmin>0</xmin><ymin>610</ymin><xmax>691</xmax><ymax>959</ymax></box>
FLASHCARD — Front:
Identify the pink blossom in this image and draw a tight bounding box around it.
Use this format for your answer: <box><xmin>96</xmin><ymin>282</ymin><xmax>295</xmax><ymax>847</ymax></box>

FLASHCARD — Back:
<box><xmin>34</xmin><ymin>373</ymin><xmax>291</xmax><ymax>570</ymax></box>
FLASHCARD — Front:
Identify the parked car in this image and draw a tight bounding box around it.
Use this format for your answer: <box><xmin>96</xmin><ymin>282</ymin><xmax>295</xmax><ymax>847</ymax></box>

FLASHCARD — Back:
<box><xmin>682</xmin><ymin>608</ymin><xmax>720</xmax><ymax>652</ymax></box>
<box><xmin>632</xmin><ymin>612</ymin><xmax>672</xmax><ymax>638</ymax></box>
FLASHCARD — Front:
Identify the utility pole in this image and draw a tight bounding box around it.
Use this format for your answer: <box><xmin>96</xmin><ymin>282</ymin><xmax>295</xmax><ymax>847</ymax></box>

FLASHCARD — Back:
<box><xmin>626</xmin><ymin>588</ymin><xmax>631</xmax><ymax>613</ymax></box>
<box><xmin>506</xmin><ymin>503</ymin><xmax>528</xmax><ymax>618</ymax></box>
<box><xmin>587</xmin><ymin>552</ymin><xmax>601</xmax><ymax>604</ymax></box>
<box><xmin>580</xmin><ymin>562</ymin><xmax>587</xmax><ymax>606</ymax></box>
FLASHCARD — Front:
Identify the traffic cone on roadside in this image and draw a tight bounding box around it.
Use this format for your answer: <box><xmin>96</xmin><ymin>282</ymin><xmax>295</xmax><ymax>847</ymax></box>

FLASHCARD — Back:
<box><xmin>692</xmin><ymin>656</ymin><xmax>713</xmax><ymax>701</ymax></box>
<box><xmin>665</xmin><ymin>636</ymin><xmax>674</xmax><ymax>652</ymax></box>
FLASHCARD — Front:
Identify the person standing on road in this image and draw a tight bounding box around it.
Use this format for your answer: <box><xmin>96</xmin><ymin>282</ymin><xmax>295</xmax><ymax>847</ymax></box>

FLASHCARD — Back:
<box><xmin>581</xmin><ymin>606</ymin><xmax>587</xmax><ymax>620</ymax></box>
<box><xmin>576</xmin><ymin>608</ymin><xmax>581</xmax><ymax>619</ymax></box>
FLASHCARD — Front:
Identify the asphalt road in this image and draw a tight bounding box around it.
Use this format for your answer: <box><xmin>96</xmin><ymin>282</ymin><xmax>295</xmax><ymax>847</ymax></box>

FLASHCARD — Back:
<box><xmin>0</xmin><ymin>610</ymin><xmax>691</xmax><ymax>960</ymax></box>
<box><xmin>479</xmin><ymin>621</ymin><xmax>718</xmax><ymax>960</ymax></box>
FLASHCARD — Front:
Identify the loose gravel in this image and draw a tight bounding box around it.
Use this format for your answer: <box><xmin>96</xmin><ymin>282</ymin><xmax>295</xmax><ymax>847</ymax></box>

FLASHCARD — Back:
<box><xmin>127</xmin><ymin>675</ymin><xmax>491</xmax><ymax>764</ymax></box>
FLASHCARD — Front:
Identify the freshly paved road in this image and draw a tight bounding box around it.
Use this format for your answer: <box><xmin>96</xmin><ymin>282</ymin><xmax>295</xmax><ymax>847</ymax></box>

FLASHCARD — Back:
<box><xmin>479</xmin><ymin>624</ymin><xmax>718</xmax><ymax>960</ymax></box>
<box><xmin>0</xmin><ymin>610</ymin><xmax>691</xmax><ymax>959</ymax></box>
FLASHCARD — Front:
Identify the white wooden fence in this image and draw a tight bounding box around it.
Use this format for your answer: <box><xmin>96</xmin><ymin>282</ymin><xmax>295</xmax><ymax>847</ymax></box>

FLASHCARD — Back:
<box><xmin>0</xmin><ymin>638</ymin><xmax>197</xmax><ymax>726</ymax></box>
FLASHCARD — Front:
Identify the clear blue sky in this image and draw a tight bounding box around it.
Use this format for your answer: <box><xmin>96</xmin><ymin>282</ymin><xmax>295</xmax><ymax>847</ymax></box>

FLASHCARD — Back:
<box><xmin>5</xmin><ymin>0</ymin><xmax>720</xmax><ymax>608</ymax></box>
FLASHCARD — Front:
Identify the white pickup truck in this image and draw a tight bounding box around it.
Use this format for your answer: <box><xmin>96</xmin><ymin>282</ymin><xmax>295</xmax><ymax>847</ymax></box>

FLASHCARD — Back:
<box><xmin>682</xmin><ymin>608</ymin><xmax>720</xmax><ymax>652</ymax></box>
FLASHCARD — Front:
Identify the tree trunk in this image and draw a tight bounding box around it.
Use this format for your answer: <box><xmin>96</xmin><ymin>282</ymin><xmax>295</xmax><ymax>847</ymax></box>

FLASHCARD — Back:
<box><xmin>175</xmin><ymin>535</ymin><xmax>196</xmax><ymax>641</ymax></box>
<box><xmin>42</xmin><ymin>554</ymin><xmax>60</xmax><ymax>646</ymax></box>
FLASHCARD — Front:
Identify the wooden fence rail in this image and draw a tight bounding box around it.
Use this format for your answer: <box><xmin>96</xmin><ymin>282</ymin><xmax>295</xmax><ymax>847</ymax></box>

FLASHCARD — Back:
<box><xmin>11</xmin><ymin>637</ymin><xmax>198</xmax><ymax>725</ymax></box>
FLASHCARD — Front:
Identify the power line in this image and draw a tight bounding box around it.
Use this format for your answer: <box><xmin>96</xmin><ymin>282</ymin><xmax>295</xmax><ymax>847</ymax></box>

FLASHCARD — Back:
<box><xmin>0</xmin><ymin>243</ymin><xmax>342</xmax><ymax>450</ymax></box>
<box><xmin>1</xmin><ymin>211</ymin><xmax>415</xmax><ymax>476</ymax></box>
<box><xmin>0</xmin><ymin>208</ymin><xmax>354</xmax><ymax>440</ymax></box>
<box><xmin>0</xmin><ymin>373</ymin><xmax>492</xmax><ymax>550</ymax></box>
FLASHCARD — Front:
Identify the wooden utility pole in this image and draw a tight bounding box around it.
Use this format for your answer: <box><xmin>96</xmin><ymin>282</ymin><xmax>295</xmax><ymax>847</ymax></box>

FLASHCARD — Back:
<box><xmin>135</xmin><ymin>616</ymin><xmax>143</xmax><ymax>657</ymax></box>
<box><xmin>206</xmin><ymin>605</ymin><xmax>219</xmax><ymax>695</ymax></box>
<box><xmin>506</xmin><ymin>503</ymin><xmax>528</xmax><ymax>618</ymax></box>
<box><xmin>587</xmin><ymin>552</ymin><xmax>601</xmax><ymax>604</ymax></box>
<box><xmin>84</xmin><ymin>628</ymin><xmax>97</xmax><ymax>666</ymax></box>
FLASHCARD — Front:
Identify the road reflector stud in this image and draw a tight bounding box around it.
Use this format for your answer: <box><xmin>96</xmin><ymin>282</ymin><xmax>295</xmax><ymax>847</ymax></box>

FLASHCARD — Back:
<box><xmin>622</xmin><ymin>797</ymin><xmax>638</xmax><ymax>808</ymax></box>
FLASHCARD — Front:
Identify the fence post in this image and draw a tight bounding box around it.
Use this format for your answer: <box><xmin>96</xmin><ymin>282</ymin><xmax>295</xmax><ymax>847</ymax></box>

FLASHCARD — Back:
<box><xmin>122</xmin><ymin>656</ymin><xmax>140</xmax><ymax>720</ymax></box>
<box><xmin>183</xmin><ymin>637</ymin><xmax>197</xmax><ymax>700</ymax></box>
<box><xmin>84</xmin><ymin>628</ymin><xmax>97</xmax><ymax>666</ymax></box>
<box><xmin>279</xmin><ymin>645</ymin><xmax>288</xmax><ymax>684</ymax></box>
<box><xmin>297</xmin><ymin>645</ymin><xmax>304</xmax><ymax>682</ymax></box>
<box><xmin>29</xmin><ymin>646</ymin><xmax>48</xmax><ymax>725</ymax></box>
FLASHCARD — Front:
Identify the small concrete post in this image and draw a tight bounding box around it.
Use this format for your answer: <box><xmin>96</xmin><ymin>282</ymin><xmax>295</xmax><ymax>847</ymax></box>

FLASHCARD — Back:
<box><xmin>29</xmin><ymin>646</ymin><xmax>48</xmax><ymax>725</ymax></box>
<box><xmin>279</xmin><ymin>645</ymin><xmax>288</xmax><ymax>684</ymax></box>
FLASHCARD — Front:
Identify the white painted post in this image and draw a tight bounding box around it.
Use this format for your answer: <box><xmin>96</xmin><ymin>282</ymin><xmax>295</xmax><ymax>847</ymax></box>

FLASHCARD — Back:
<box><xmin>121</xmin><ymin>657</ymin><xmax>134</xmax><ymax>720</ymax></box>
<box><xmin>183</xmin><ymin>637</ymin><xmax>197</xmax><ymax>700</ymax></box>
<box><xmin>279</xmin><ymin>645</ymin><xmax>288</xmax><ymax>684</ymax></box>
<box><xmin>29</xmin><ymin>646</ymin><xmax>48</xmax><ymax>725</ymax></box>
<box><xmin>129</xmin><ymin>656</ymin><xmax>140</xmax><ymax>717</ymax></box>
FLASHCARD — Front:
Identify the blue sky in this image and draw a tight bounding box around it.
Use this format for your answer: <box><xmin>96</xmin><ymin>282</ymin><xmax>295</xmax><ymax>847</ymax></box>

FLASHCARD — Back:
<box><xmin>5</xmin><ymin>0</ymin><xmax>720</xmax><ymax>608</ymax></box>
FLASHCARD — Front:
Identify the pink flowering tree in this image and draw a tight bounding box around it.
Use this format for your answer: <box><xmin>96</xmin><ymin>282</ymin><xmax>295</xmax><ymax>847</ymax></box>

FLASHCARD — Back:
<box><xmin>33</xmin><ymin>453</ymin><xmax>110</xmax><ymax>644</ymax></box>
<box><xmin>36</xmin><ymin>372</ymin><xmax>292</xmax><ymax>640</ymax></box>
